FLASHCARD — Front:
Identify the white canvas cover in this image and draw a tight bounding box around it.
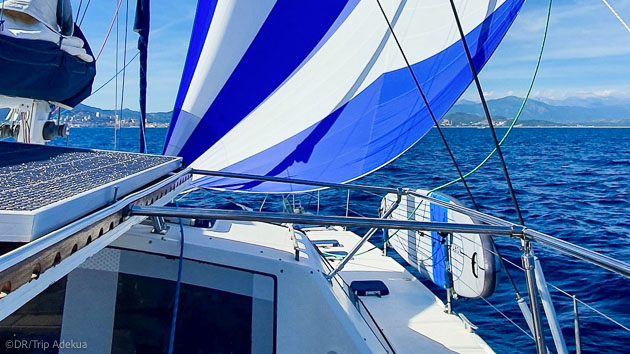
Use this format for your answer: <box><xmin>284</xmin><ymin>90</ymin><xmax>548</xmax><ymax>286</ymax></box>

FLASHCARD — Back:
<box><xmin>1</xmin><ymin>0</ymin><xmax>73</xmax><ymax>35</ymax></box>
<box><xmin>0</xmin><ymin>0</ymin><xmax>92</xmax><ymax>62</ymax></box>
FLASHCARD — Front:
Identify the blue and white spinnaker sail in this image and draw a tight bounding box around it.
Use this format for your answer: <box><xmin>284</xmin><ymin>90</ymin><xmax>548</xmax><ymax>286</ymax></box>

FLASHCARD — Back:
<box><xmin>164</xmin><ymin>0</ymin><xmax>524</xmax><ymax>192</ymax></box>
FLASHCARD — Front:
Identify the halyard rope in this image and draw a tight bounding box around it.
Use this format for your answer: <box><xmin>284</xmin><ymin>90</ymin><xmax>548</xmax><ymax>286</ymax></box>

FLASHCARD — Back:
<box><xmin>374</xmin><ymin>0</ymin><xmax>480</xmax><ymax>210</ymax></box>
<box><xmin>431</xmin><ymin>0</ymin><xmax>552</xmax><ymax>193</ymax></box>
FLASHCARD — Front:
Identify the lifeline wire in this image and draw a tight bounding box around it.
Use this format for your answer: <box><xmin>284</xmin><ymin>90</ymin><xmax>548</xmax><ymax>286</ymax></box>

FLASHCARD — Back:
<box><xmin>499</xmin><ymin>252</ymin><xmax>630</xmax><ymax>334</ymax></box>
<box><xmin>374</xmin><ymin>0</ymin><xmax>479</xmax><ymax>211</ymax></box>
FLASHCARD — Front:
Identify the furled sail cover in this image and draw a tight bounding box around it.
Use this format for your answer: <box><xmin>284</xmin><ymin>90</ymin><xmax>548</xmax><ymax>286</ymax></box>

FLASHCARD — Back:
<box><xmin>164</xmin><ymin>0</ymin><xmax>524</xmax><ymax>192</ymax></box>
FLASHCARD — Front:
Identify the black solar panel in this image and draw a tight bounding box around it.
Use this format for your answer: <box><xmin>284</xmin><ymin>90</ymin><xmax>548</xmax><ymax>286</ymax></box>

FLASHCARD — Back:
<box><xmin>0</xmin><ymin>142</ymin><xmax>178</xmax><ymax>211</ymax></box>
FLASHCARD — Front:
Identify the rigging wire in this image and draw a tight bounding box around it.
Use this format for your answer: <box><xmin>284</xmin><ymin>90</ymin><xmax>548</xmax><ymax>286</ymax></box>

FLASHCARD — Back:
<box><xmin>443</xmin><ymin>3</ymin><xmax>559</xmax><ymax>343</ymax></box>
<box><xmin>114</xmin><ymin>0</ymin><xmax>120</xmax><ymax>150</ymax></box>
<box><xmin>75</xmin><ymin>0</ymin><xmax>83</xmax><ymax>20</ymax></box>
<box><xmin>355</xmin><ymin>0</ymin><xmax>553</xmax><ymax>285</ymax></box>
<box><xmin>446</xmin><ymin>0</ymin><xmax>525</xmax><ymax>226</ymax></box>
<box><xmin>118</xmin><ymin>0</ymin><xmax>129</xmax><ymax>150</ymax></box>
<box><xmin>90</xmin><ymin>52</ymin><xmax>139</xmax><ymax>97</ymax></box>
<box><xmin>78</xmin><ymin>0</ymin><xmax>92</xmax><ymax>27</ymax></box>
<box><xmin>430</xmin><ymin>0</ymin><xmax>552</xmax><ymax>193</ymax></box>
<box><xmin>374</xmin><ymin>0</ymin><xmax>479</xmax><ymax>211</ymax></box>
<box><xmin>428</xmin><ymin>0</ymin><xmax>552</xmax><ymax>299</ymax></box>
<box><xmin>599</xmin><ymin>0</ymin><xmax>630</xmax><ymax>34</ymax></box>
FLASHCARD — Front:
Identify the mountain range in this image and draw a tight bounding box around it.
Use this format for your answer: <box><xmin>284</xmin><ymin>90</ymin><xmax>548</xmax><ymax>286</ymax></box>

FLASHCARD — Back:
<box><xmin>2</xmin><ymin>96</ymin><xmax>629</xmax><ymax>127</ymax></box>
<box><xmin>446</xmin><ymin>96</ymin><xmax>630</xmax><ymax>126</ymax></box>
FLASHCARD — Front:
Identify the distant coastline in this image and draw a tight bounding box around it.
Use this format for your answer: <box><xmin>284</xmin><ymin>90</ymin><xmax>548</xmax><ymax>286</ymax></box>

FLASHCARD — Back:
<box><xmin>439</xmin><ymin>125</ymin><xmax>630</xmax><ymax>129</ymax></box>
<box><xmin>17</xmin><ymin>94</ymin><xmax>626</xmax><ymax>129</ymax></box>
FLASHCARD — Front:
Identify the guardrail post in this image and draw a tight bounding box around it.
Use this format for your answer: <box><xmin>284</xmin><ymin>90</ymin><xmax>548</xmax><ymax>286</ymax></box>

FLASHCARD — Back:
<box><xmin>383</xmin><ymin>228</ymin><xmax>387</xmax><ymax>256</ymax></box>
<box><xmin>151</xmin><ymin>216</ymin><xmax>169</xmax><ymax>234</ymax></box>
<box><xmin>326</xmin><ymin>191</ymin><xmax>402</xmax><ymax>280</ymax></box>
<box><xmin>345</xmin><ymin>190</ymin><xmax>350</xmax><ymax>217</ymax></box>
<box><xmin>444</xmin><ymin>232</ymin><xmax>454</xmax><ymax>314</ymax></box>
<box><xmin>573</xmin><ymin>295</ymin><xmax>581</xmax><ymax>354</ymax></box>
<box><xmin>522</xmin><ymin>240</ymin><xmax>547</xmax><ymax>354</ymax></box>
<box><xmin>288</xmin><ymin>223</ymin><xmax>299</xmax><ymax>261</ymax></box>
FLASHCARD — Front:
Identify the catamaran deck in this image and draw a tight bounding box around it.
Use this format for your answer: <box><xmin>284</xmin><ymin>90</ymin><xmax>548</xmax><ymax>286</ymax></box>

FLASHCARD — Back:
<box><xmin>305</xmin><ymin>227</ymin><xmax>493</xmax><ymax>353</ymax></box>
<box><xmin>115</xmin><ymin>218</ymin><xmax>494</xmax><ymax>353</ymax></box>
<box><xmin>0</xmin><ymin>142</ymin><xmax>181</xmax><ymax>241</ymax></box>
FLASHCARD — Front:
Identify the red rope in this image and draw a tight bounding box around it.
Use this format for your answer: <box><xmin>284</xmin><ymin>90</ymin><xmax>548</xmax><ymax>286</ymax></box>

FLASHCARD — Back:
<box><xmin>95</xmin><ymin>0</ymin><xmax>124</xmax><ymax>61</ymax></box>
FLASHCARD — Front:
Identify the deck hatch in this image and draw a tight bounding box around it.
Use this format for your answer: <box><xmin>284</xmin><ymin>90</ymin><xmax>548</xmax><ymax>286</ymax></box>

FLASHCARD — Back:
<box><xmin>350</xmin><ymin>280</ymin><xmax>390</xmax><ymax>297</ymax></box>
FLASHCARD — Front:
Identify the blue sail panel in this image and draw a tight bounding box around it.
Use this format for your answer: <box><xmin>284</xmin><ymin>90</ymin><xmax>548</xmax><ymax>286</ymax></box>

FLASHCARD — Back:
<box><xmin>164</xmin><ymin>0</ymin><xmax>524</xmax><ymax>192</ymax></box>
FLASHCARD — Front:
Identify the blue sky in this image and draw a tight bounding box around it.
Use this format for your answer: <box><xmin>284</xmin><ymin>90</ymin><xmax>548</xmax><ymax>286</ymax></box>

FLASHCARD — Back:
<box><xmin>73</xmin><ymin>0</ymin><xmax>630</xmax><ymax>112</ymax></box>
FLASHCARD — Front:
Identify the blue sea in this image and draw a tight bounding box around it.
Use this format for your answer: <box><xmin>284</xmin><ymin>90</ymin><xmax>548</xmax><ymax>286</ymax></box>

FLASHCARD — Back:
<box><xmin>52</xmin><ymin>127</ymin><xmax>630</xmax><ymax>353</ymax></box>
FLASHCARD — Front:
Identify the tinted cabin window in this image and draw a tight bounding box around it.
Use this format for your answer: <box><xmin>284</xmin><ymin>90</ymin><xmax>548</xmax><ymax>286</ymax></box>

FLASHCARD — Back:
<box><xmin>0</xmin><ymin>277</ymin><xmax>68</xmax><ymax>354</ymax></box>
<box><xmin>112</xmin><ymin>273</ymin><xmax>253</xmax><ymax>354</ymax></box>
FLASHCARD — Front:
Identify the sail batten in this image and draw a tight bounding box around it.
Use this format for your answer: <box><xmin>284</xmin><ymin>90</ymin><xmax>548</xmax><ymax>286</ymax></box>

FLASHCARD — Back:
<box><xmin>165</xmin><ymin>0</ymin><xmax>524</xmax><ymax>192</ymax></box>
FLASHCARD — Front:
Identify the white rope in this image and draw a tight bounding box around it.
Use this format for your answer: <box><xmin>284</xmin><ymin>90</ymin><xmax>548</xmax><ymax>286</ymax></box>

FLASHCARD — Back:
<box><xmin>599</xmin><ymin>0</ymin><xmax>630</xmax><ymax>33</ymax></box>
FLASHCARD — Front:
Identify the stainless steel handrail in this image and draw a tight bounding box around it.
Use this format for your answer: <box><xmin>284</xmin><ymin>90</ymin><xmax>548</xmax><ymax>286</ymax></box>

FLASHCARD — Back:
<box><xmin>398</xmin><ymin>192</ymin><xmax>630</xmax><ymax>280</ymax></box>
<box><xmin>129</xmin><ymin>206</ymin><xmax>520</xmax><ymax>236</ymax></box>
<box><xmin>177</xmin><ymin>169</ymin><xmax>630</xmax><ymax>351</ymax></box>
<box><xmin>185</xmin><ymin>169</ymin><xmax>630</xmax><ymax>280</ymax></box>
<box><xmin>525</xmin><ymin>229</ymin><xmax>630</xmax><ymax>278</ymax></box>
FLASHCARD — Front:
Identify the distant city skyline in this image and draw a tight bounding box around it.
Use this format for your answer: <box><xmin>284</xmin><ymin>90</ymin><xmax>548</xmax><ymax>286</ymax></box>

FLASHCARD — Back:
<box><xmin>74</xmin><ymin>0</ymin><xmax>630</xmax><ymax>112</ymax></box>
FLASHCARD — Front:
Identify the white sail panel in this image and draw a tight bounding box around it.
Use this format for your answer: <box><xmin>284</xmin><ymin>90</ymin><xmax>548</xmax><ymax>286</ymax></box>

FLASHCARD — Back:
<box><xmin>165</xmin><ymin>0</ymin><xmax>276</xmax><ymax>155</ymax></box>
<box><xmin>164</xmin><ymin>0</ymin><xmax>524</xmax><ymax>192</ymax></box>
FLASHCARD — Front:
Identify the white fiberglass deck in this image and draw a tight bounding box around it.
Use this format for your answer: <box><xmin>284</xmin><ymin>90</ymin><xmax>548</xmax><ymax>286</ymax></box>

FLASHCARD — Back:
<box><xmin>114</xmin><ymin>217</ymin><xmax>493</xmax><ymax>353</ymax></box>
<box><xmin>305</xmin><ymin>227</ymin><xmax>494</xmax><ymax>353</ymax></box>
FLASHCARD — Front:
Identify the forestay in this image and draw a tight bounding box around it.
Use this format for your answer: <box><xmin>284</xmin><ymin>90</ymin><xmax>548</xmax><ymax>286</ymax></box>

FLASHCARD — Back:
<box><xmin>164</xmin><ymin>0</ymin><xmax>524</xmax><ymax>192</ymax></box>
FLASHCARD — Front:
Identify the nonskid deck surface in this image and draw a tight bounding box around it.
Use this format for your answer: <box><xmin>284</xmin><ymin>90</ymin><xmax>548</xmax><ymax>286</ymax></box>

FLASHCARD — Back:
<box><xmin>305</xmin><ymin>227</ymin><xmax>494</xmax><ymax>353</ymax></box>
<box><xmin>0</xmin><ymin>141</ymin><xmax>181</xmax><ymax>241</ymax></box>
<box><xmin>0</xmin><ymin>142</ymin><xmax>176</xmax><ymax>211</ymax></box>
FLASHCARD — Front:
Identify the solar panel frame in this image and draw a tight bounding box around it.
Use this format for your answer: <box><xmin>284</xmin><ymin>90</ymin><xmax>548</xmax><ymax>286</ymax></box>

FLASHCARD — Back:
<box><xmin>0</xmin><ymin>142</ymin><xmax>182</xmax><ymax>241</ymax></box>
